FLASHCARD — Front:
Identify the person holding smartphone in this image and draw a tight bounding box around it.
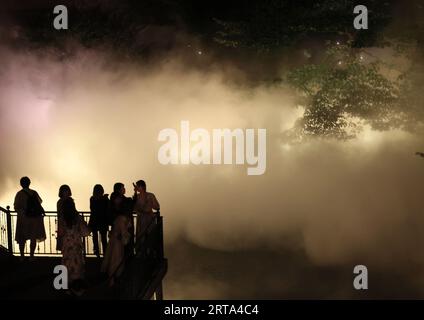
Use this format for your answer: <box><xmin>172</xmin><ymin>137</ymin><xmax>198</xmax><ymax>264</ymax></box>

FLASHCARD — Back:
<box><xmin>132</xmin><ymin>180</ymin><xmax>160</xmax><ymax>242</ymax></box>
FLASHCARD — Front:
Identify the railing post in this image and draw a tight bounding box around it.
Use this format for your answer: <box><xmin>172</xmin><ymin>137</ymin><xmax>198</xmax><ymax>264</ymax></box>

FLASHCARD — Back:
<box><xmin>158</xmin><ymin>214</ymin><xmax>164</xmax><ymax>260</ymax></box>
<box><xmin>82</xmin><ymin>214</ymin><xmax>87</xmax><ymax>257</ymax></box>
<box><xmin>157</xmin><ymin>210</ymin><xmax>165</xmax><ymax>300</ymax></box>
<box><xmin>6</xmin><ymin>206</ymin><xmax>13</xmax><ymax>256</ymax></box>
<box><xmin>155</xmin><ymin>283</ymin><xmax>164</xmax><ymax>300</ymax></box>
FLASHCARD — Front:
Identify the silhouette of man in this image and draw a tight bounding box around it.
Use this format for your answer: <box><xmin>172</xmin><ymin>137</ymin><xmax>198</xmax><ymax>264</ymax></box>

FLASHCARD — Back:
<box><xmin>133</xmin><ymin>180</ymin><xmax>160</xmax><ymax>239</ymax></box>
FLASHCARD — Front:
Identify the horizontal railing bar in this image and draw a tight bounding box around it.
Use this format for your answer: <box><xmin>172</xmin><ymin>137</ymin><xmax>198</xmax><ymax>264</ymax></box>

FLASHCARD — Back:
<box><xmin>1</xmin><ymin>204</ymin><xmax>165</xmax><ymax>299</ymax></box>
<box><xmin>3</xmin><ymin>208</ymin><xmax>139</xmax><ymax>216</ymax></box>
<box><xmin>1</xmin><ymin>206</ymin><xmax>159</xmax><ymax>217</ymax></box>
<box><xmin>0</xmin><ymin>206</ymin><xmax>91</xmax><ymax>215</ymax></box>
<box><xmin>1</xmin><ymin>208</ymin><xmax>159</xmax><ymax>255</ymax></box>
<box><xmin>7</xmin><ymin>210</ymin><xmax>91</xmax><ymax>214</ymax></box>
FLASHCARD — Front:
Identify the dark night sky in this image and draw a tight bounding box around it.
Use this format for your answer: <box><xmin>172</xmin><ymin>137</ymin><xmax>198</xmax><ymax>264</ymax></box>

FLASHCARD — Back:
<box><xmin>0</xmin><ymin>0</ymin><xmax>398</xmax><ymax>52</ymax></box>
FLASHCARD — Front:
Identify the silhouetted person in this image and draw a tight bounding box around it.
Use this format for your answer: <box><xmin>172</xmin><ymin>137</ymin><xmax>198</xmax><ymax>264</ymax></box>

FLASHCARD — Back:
<box><xmin>56</xmin><ymin>185</ymin><xmax>72</xmax><ymax>252</ymax></box>
<box><xmin>89</xmin><ymin>184</ymin><xmax>109</xmax><ymax>257</ymax></box>
<box><xmin>109</xmin><ymin>183</ymin><xmax>126</xmax><ymax>224</ymax></box>
<box><xmin>59</xmin><ymin>197</ymin><xmax>90</xmax><ymax>296</ymax></box>
<box><xmin>110</xmin><ymin>182</ymin><xmax>134</xmax><ymax>257</ymax></box>
<box><xmin>14</xmin><ymin>177</ymin><xmax>46</xmax><ymax>261</ymax></box>
<box><xmin>133</xmin><ymin>180</ymin><xmax>160</xmax><ymax>241</ymax></box>
<box><xmin>101</xmin><ymin>198</ymin><xmax>133</xmax><ymax>287</ymax></box>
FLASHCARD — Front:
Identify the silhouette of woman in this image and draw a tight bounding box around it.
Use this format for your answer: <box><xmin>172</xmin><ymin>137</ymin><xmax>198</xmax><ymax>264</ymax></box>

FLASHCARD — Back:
<box><xmin>59</xmin><ymin>197</ymin><xmax>90</xmax><ymax>295</ymax></box>
<box><xmin>110</xmin><ymin>182</ymin><xmax>134</xmax><ymax>258</ymax></box>
<box><xmin>109</xmin><ymin>183</ymin><xmax>126</xmax><ymax>224</ymax></box>
<box><xmin>89</xmin><ymin>184</ymin><xmax>109</xmax><ymax>257</ymax></box>
<box><xmin>101</xmin><ymin>198</ymin><xmax>133</xmax><ymax>286</ymax></box>
<box><xmin>56</xmin><ymin>185</ymin><xmax>72</xmax><ymax>251</ymax></box>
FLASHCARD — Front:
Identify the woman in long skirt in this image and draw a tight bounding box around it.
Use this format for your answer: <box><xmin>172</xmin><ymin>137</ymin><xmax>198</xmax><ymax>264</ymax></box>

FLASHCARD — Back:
<box><xmin>101</xmin><ymin>198</ymin><xmax>133</xmax><ymax>286</ymax></box>
<box><xmin>59</xmin><ymin>197</ymin><xmax>90</xmax><ymax>294</ymax></box>
<box><xmin>56</xmin><ymin>185</ymin><xmax>73</xmax><ymax>252</ymax></box>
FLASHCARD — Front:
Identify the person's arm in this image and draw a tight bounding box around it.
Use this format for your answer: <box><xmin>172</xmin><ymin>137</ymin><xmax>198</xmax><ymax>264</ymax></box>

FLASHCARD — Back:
<box><xmin>14</xmin><ymin>192</ymin><xmax>24</xmax><ymax>213</ymax></box>
<box><xmin>90</xmin><ymin>198</ymin><xmax>94</xmax><ymax>213</ymax></box>
<box><xmin>57</xmin><ymin>201</ymin><xmax>64</xmax><ymax>235</ymax></box>
<box><xmin>79</xmin><ymin>216</ymin><xmax>91</xmax><ymax>237</ymax></box>
<box><xmin>131</xmin><ymin>195</ymin><xmax>137</xmax><ymax>207</ymax></box>
<box><xmin>34</xmin><ymin>191</ymin><xmax>45</xmax><ymax>216</ymax></box>
<box><xmin>152</xmin><ymin>194</ymin><xmax>160</xmax><ymax>211</ymax></box>
<box><xmin>121</xmin><ymin>218</ymin><xmax>131</xmax><ymax>245</ymax></box>
<box><xmin>35</xmin><ymin>191</ymin><xmax>42</xmax><ymax>204</ymax></box>
<box><xmin>57</xmin><ymin>218</ymin><xmax>65</xmax><ymax>237</ymax></box>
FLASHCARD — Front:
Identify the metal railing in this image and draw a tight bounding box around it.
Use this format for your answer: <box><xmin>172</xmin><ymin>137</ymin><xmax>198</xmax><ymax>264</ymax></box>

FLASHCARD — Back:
<box><xmin>0</xmin><ymin>205</ymin><xmax>166</xmax><ymax>299</ymax></box>
<box><xmin>0</xmin><ymin>206</ymin><xmax>11</xmax><ymax>252</ymax></box>
<box><xmin>118</xmin><ymin>212</ymin><xmax>167</xmax><ymax>299</ymax></box>
<box><xmin>0</xmin><ymin>206</ymin><xmax>135</xmax><ymax>257</ymax></box>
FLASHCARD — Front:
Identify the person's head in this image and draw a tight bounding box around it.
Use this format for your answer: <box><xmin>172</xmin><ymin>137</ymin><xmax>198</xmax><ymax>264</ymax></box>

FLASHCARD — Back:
<box><xmin>113</xmin><ymin>182</ymin><xmax>125</xmax><ymax>196</ymax></box>
<box><xmin>92</xmin><ymin>184</ymin><xmax>104</xmax><ymax>198</ymax></box>
<box><xmin>63</xmin><ymin>198</ymin><xmax>78</xmax><ymax>228</ymax></box>
<box><xmin>58</xmin><ymin>184</ymin><xmax>72</xmax><ymax>199</ymax></box>
<box><xmin>135</xmin><ymin>180</ymin><xmax>146</xmax><ymax>193</ymax></box>
<box><xmin>20</xmin><ymin>176</ymin><xmax>31</xmax><ymax>189</ymax></box>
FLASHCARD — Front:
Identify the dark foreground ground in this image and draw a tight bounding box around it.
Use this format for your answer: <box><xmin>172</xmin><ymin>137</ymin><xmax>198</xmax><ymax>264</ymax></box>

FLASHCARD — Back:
<box><xmin>1</xmin><ymin>238</ymin><xmax>423</xmax><ymax>299</ymax></box>
<box><xmin>0</xmin><ymin>249</ymin><xmax>114</xmax><ymax>299</ymax></box>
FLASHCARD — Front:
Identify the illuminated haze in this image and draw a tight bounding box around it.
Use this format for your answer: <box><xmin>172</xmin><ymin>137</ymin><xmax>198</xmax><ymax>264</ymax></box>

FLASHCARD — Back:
<box><xmin>1</xmin><ymin>42</ymin><xmax>424</xmax><ymax>298</ymax></box>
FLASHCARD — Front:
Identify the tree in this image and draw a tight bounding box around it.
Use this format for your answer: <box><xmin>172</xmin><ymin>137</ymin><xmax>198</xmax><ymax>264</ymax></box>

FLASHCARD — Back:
<box><xmin>286</xmin><ymin>42</ymin><xmax>401</xmax><ymax>139</ymax></box>
<box><xmin>214</xmin><ymin>0</ymin><xmax>393</xmax><ymax>51</ymax></box>
<box><xmin>213</xmin><ymin>0</ymin><xmax>424</xmax><ymax>139</ymax></box>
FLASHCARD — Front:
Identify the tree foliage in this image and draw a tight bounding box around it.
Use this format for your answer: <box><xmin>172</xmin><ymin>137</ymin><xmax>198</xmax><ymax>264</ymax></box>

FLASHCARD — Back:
<box><xmin>214</xmin><ymin>0</ymin><xmax>393</xmax><ymax>50</ymax></box>
<box><xmin>286</xmin><ymin>43</ymin><xmax>401</xmax><ymax>139</ymax></box>
<box><xmin>213</xmin><ymin>0</ymin><xmax>424</xmax><ymax>139</ymax></box>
